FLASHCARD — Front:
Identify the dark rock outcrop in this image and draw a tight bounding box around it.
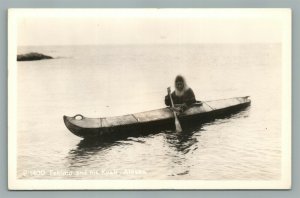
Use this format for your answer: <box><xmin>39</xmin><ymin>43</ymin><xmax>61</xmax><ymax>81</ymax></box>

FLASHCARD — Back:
<box><xmin>17</xmin><ymin>52</ymin><xmax>53</xmax><ymax>61</ymax></box>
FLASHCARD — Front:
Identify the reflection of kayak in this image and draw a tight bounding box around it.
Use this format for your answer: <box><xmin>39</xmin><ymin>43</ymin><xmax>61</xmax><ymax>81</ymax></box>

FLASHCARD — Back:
<box><xmin>63</xmin><ymin>96</ymin><xmax>251</xmax><ymax>139</ymax></box>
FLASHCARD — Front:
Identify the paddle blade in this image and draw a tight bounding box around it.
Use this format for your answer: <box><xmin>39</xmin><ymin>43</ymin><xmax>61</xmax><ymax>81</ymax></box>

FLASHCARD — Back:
<box><xmin>174</xmin><ymin>117</ymin><xmax>182</xmax><ymax>132</ymax></box>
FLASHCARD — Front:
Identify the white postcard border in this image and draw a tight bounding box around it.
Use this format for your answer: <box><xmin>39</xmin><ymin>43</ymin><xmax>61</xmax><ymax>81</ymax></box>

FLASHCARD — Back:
<box><xmin>8</xmin><ymin>8</ymin><xmax>291</xmax><ymax>190</ymax></box>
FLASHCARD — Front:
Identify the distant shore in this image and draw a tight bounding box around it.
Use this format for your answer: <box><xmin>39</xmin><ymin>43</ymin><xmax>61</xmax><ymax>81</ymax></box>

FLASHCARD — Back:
<box><xmin>17</xmin><ymin>52</ymin><xmax>53</xmax><ymax>61</ymax></box>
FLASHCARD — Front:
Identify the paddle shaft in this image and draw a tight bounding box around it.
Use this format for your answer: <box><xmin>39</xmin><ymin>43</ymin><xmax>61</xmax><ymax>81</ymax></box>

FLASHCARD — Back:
<box><xmin>168</xmin><ymin>88</ymin><xmax>182</xmax><ymax>132</ymax></box>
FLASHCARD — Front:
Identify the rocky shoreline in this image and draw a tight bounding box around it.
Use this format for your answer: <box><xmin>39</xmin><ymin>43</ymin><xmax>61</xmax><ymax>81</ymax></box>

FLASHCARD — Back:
<box><xmin>17</xmin><ymin>52</ymin><xmax>53</xmax><ymax>61</ymax></box>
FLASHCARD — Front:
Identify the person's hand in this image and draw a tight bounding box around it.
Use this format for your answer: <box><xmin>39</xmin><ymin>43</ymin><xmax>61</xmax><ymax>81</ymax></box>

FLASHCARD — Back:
<box><xmin>171</xmin><ymin>107</ymin><xmax>181</xmax><ymax>112</ymax></box>
<box><xmin>167</xmin><ymin>87</ymin><xmax>171</xmax><ymax>94</ymax></box>
<box><xmin>171</xmin><ymin>105</ymin><xmax>186</xmax><ymax>113</ymax></box>
<box><xmin>179</xmin><ymin>104</ymin><xmax>188</xmax><ymax>113</ymax></box>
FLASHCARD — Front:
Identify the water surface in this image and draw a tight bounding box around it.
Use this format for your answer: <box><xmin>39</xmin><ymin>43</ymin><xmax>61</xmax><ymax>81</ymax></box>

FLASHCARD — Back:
<box><xmin>17</xmin><ymin>44</ymin><xmax>281</xmax><ymax>179</ymax></box>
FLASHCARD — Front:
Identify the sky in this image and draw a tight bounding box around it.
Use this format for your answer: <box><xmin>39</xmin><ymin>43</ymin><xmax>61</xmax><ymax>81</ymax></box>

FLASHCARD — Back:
<box><xmin>14</xmin><ymin>9</ymin><xmax>289</xmax><ymax>46</ymax></box>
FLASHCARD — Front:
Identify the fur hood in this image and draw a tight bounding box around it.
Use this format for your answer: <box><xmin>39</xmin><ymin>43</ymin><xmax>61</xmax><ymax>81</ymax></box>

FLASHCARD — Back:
<box><xmin>174</xmin><ymin>75</ymin><xmax>189</xmax><ymax>97</ymax></box>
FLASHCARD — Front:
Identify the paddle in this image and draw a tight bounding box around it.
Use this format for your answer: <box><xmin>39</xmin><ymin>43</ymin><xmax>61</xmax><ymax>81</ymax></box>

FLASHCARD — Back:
<box><xmin>167</xmin><ymin>87</ymin><xmax>182</xmax><ymax>132</ymax></box>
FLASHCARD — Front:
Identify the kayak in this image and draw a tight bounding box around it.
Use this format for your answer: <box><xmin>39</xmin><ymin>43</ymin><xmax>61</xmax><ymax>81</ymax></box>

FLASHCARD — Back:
<box><xmin>63</xmin><ymin>96</ymin><xmax>251</xmax><ymax>139</ymax></box>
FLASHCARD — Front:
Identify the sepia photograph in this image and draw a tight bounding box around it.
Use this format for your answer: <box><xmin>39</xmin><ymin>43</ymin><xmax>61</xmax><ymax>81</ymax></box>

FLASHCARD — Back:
<box><xmin>8</xmin><ymin>9</ymin><xmax>291</xmax><ymax>189</ymax></box>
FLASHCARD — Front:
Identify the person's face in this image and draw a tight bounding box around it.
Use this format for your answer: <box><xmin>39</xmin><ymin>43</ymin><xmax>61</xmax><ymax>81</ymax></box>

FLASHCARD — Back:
<box><xmin>176</xmin><ymin>81</ymin><xmax>184</xmax><ymax>91</ymax></box>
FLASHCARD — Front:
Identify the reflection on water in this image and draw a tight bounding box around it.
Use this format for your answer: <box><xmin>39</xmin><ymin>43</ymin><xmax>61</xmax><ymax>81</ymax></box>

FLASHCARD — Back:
<box><xmin>165</xmin><ymin>127</ymin><xmax>200</xmax><ymax>154</ymax></box>
<box><xmin>167</xmin><ymin>107</ymin><xmax>250</xmax><ymax>154</ymax></box>
<box><xmin>67</xmin><ymin>140</ymin><xmax>122</xmax><ymax>168</ymax></box>
<box><xmin>164</xmin><ymin>128</ymin><xmax>200</xmax><ymax>176</ymax></box>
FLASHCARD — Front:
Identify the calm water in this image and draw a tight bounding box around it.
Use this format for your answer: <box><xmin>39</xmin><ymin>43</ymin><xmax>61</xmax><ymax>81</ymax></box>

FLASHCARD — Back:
<box><xmin>17</xmin><ymin>44</ymin><xmax>281</xmax><ymax>180</ymax></box>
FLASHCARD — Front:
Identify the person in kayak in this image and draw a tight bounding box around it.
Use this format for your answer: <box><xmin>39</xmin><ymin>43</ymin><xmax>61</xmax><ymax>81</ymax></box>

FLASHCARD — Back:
<box><xmin>165</xmin><ymin>75</ymin><xmax>196</xmax><ymax>112</ymax></box>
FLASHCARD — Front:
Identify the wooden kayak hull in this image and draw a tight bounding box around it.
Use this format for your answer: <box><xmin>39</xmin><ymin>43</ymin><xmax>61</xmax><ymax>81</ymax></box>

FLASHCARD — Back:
<box><xmin>63</xmin><ymin>96</ymin><xmax>251</xmax><ymax>139</ymax></box>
